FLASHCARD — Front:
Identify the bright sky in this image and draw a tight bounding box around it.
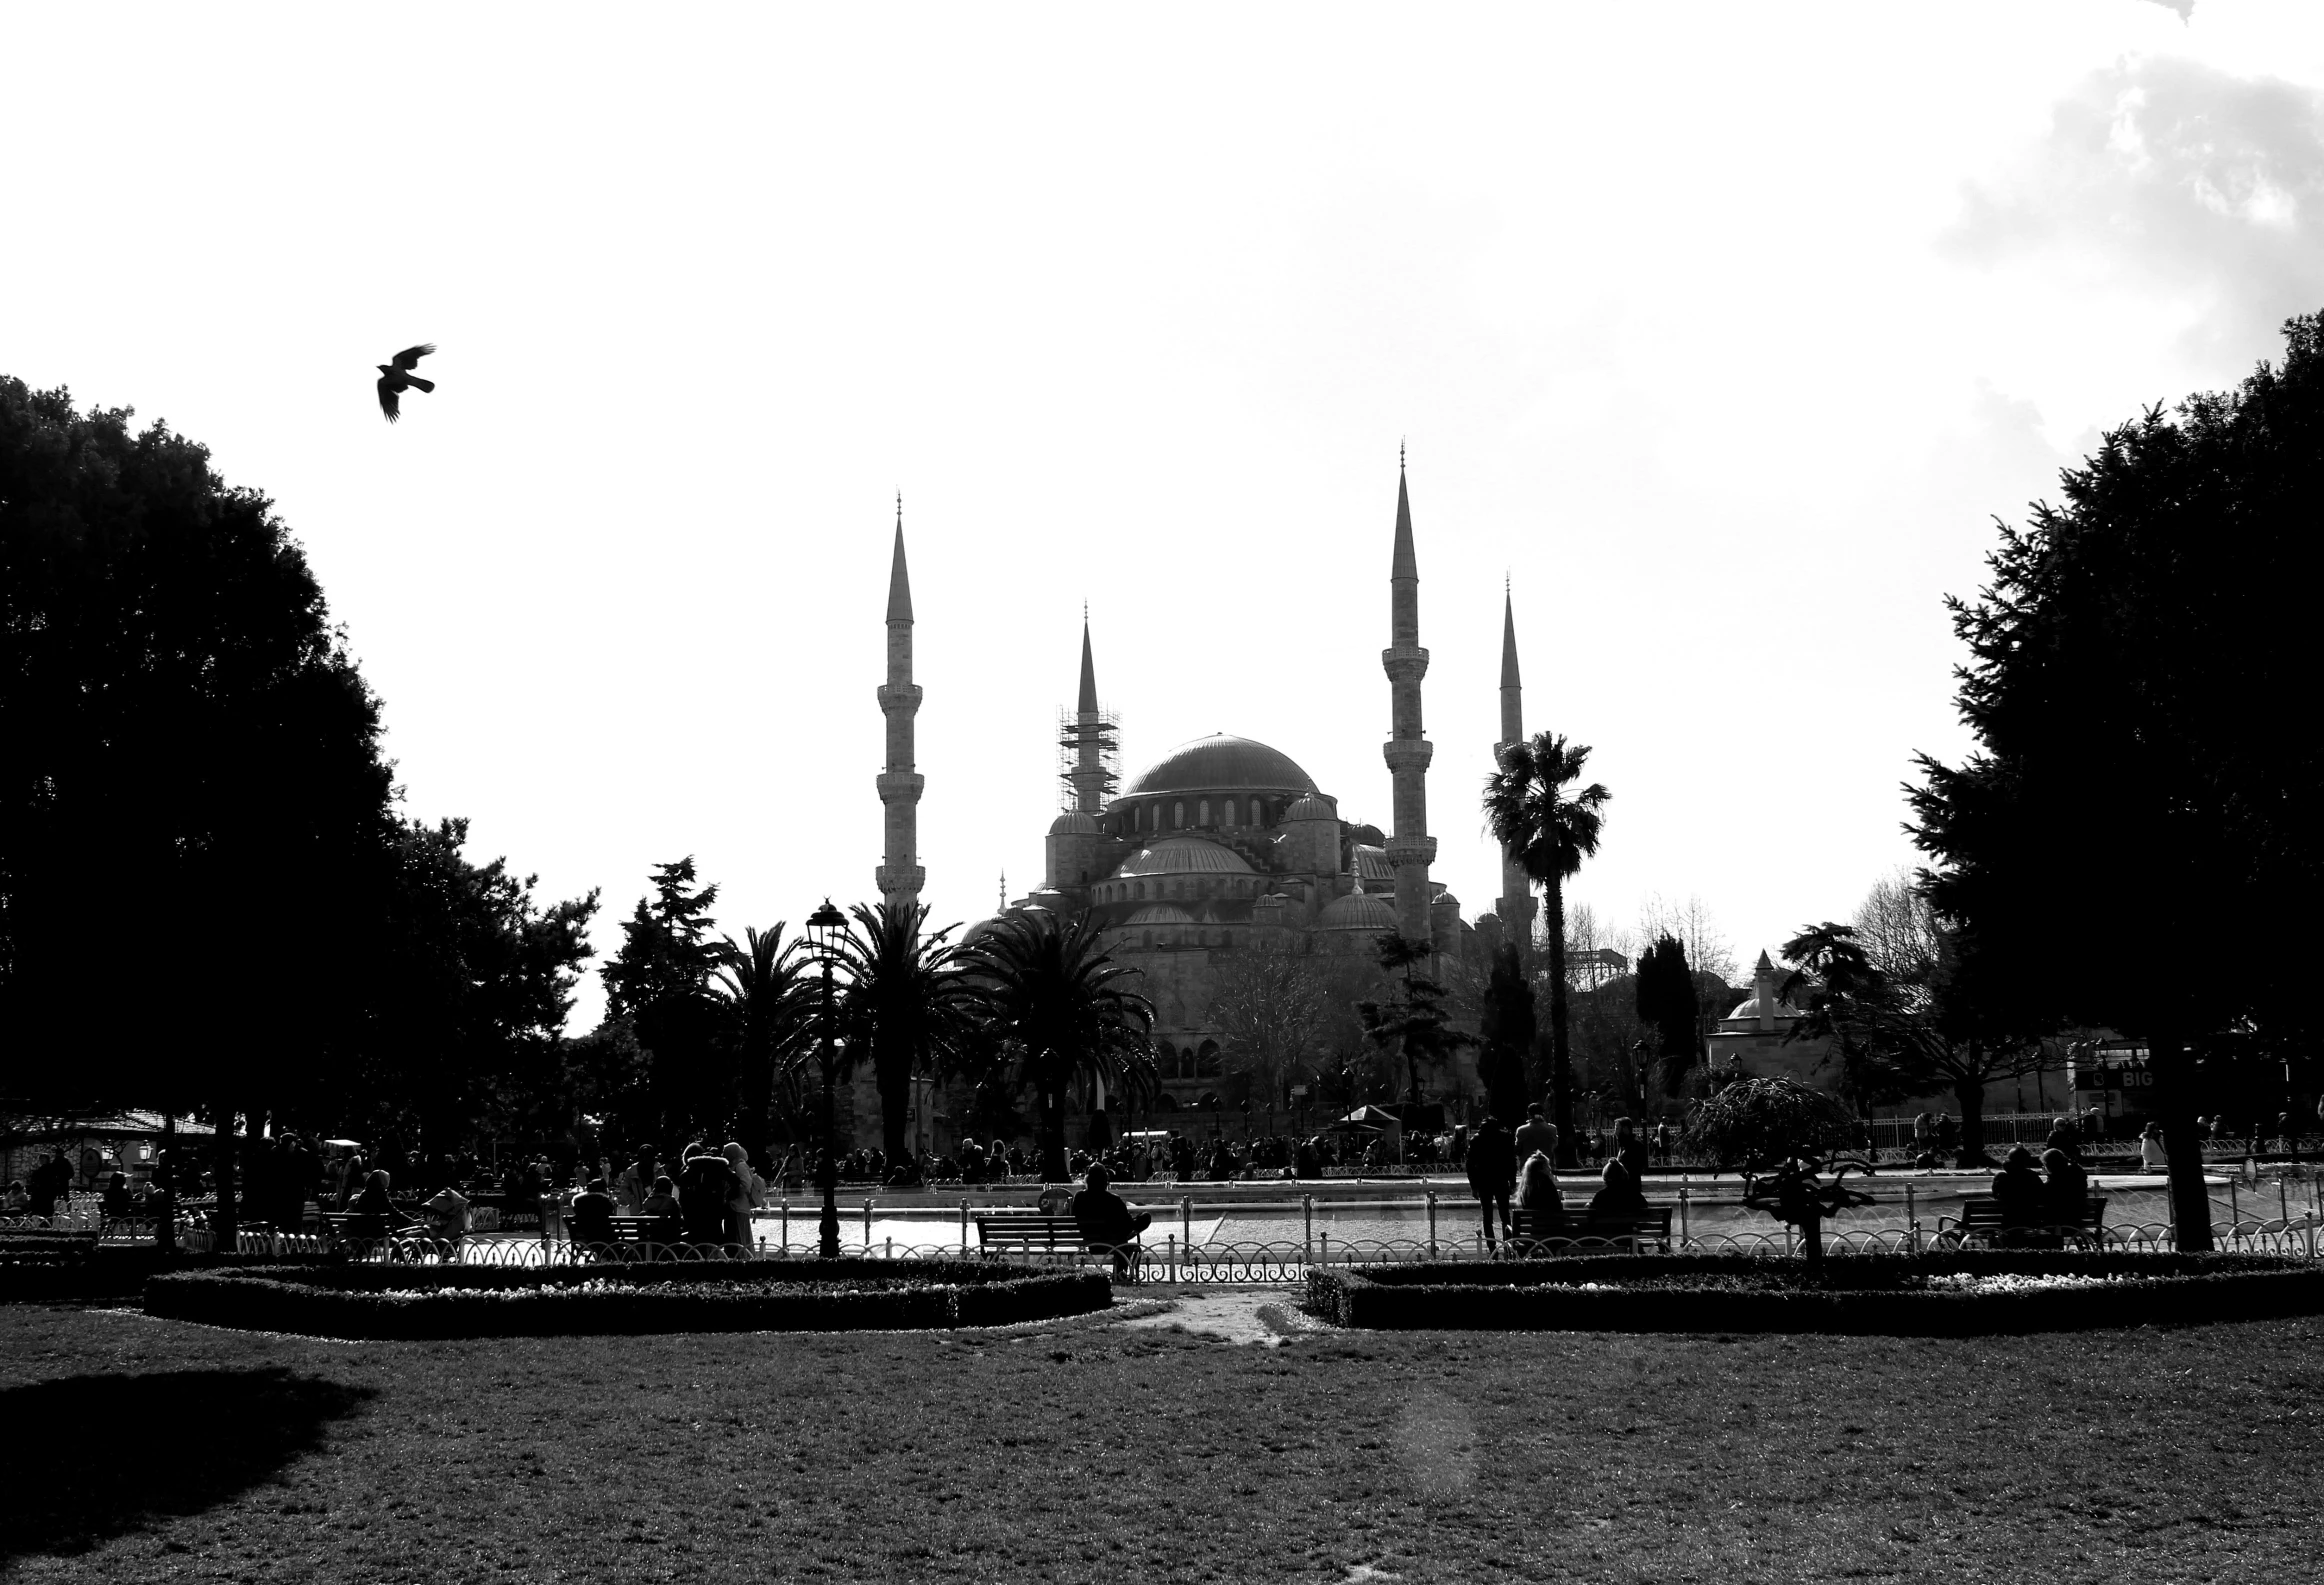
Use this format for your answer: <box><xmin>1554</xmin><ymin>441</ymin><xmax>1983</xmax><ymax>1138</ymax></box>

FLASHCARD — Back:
<box><xmin>9</xmin><ymin>3</ymin><xmax>2323</xmax><ymax>1030</ymax></box>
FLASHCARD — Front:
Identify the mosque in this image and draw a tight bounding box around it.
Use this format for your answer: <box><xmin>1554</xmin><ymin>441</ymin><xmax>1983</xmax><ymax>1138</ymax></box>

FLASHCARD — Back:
<box><xmin>864</xmin><ymin>458</ymin><xmax>1540</xmax><ymax>1141</ymax></box>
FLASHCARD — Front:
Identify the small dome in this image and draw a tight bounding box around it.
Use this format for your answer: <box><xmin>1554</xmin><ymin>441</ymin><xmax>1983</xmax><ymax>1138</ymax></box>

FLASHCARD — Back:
<box><xmin>1114</xmin><ymin>836</ymin><xmax>1255</xmax><ymax>878</ymax></box>
<box><xmin>1728</xmin><ymin>998</ymin><xmax>1802</xmax><ymax>1020</ymax></box>
<box><xmin>1285</xmin><ymin>794</ymin><xmax>1337</xmax><ymax>822</ymax></box>
<box><xmin>1319</xmin><ymin>887</ymin><xmax>1399</xmax><ymax>932</ymax></box>
<box><xmin>1433</xmin><ymin>891</ymin><xmax>1460</xmax><ymax>911</ymax></box>
<box><xmin>1123</xmin><ymin>904</ymin><xmax>1195</xmax><ymax>926</ymax></box>
<box><xmin>1048</xmin><ymin>811</ymin><xmax>1100</xmax><ymax>835</ymax></box>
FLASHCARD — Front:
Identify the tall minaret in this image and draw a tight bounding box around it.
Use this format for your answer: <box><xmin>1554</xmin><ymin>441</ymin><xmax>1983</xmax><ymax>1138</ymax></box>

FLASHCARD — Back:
<box><xmin>875</xmin><ymin>498</ymin><xmax>925</xmax><ymax>912</ymax></box>
<box><xmin>1382</xmin><ymin>451</ymin><xmax>1437</xmax><ymax>945</ymax></box>
<box><xmin>1068</xmin><ymin>613</ymin><xmax>1107</xmax><ymax>815</ymax></box>
<box><xmin>1495</xmin><ymin>582</ymin><xmax>1536</xmax><ymax>960</ymax></box>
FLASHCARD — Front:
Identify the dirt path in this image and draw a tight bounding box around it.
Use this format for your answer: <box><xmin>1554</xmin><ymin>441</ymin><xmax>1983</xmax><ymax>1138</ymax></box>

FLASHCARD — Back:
<box><xmin>1111</xmin><ymin>1285</ymin><xmax>1330</xmax><ymax>1346</ymax></box>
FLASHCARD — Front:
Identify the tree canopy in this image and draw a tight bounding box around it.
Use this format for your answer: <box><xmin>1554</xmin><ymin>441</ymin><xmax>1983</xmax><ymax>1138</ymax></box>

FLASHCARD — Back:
<box><xmin>1</xmin><ymin>379</ymin><xmax>395</xmax><ymax>1119</ymax></box>
<box><xmin>1908</xmin><ymin>311</ymin><xmax>2324</xmax><ymax>1237</ymax></box>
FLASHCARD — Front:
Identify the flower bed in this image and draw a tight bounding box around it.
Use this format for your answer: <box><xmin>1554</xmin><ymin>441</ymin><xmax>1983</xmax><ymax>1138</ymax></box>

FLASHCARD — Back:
<box><xmin>1305</xmin><ymin>1251</ymin><xmax>2324</xmax><ymax>1334</ymax></box>
<box><xmin>144</xmin><ymin>1258</ymin><xmax>1111</xmax><ymax>1338</ymax></box>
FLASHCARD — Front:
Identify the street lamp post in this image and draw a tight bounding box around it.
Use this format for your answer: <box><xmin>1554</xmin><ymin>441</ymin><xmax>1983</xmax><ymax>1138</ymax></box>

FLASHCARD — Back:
<box><xmin>1632</xmin><ymin>1037</ymin><xmax>1653</xmax><ymax>1119</ymax></box>
<box><xmin>806</xmin><ymin>898</ymin><xmax>847</xmax><ymax>1259</ymax></box>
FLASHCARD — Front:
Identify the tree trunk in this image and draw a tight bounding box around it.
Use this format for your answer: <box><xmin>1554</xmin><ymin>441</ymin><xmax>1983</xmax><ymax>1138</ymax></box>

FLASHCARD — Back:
<box><xmin>2147</xmin><ymin>1022</ymin><xmax>2215</xmax><ymax>1251</ymax></box>
<box><xmin>211</xmin><ymin>1103</ymin><xmax>239</xmax><ymax>1251</ymax></box>
<box><xmin>155</xmin><ymin>1111</ymin><xmax>177</xmax><ymax>1255</ymax></box>
<box><xmin>878</xmin><ymin>1062</ymin><xmax>912</xmax><ymax>1172</ymax></box>
<box><xmin>1038</xmin><ymin>1085</ymin><xmax>1069</xmax><ymax>1182</ymax></box>
<box><xmin>1953</xmin><ymin>1074</ymin><xmax>1988</xmax><ymax>1168</ymax></box>
<box><xmin>1545</xmin><ymin>878</ymin><xmax>1577</xmax><ymax>1167</ymax></box>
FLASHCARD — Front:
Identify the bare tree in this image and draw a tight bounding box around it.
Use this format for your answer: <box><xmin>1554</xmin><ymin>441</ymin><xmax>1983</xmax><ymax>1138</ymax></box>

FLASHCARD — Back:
<box><xmin>1211</xmin><ymin>944</ymin><xmax>1333</xmax><ymax>1108</ymax></box>
<box><xmin>1637</xmin><ymin>892</ymin><xmax>1738</xmax><ymax>984</ymax></box>
<box><xmin>1851</xmin><ymin>867</ymin><xmax>1940</xmax><ymax>980</ymax></box>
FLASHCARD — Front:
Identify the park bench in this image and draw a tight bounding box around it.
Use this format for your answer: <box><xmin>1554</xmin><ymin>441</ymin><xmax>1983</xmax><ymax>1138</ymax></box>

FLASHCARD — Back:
<box><xmin>972</xmin><ymin>1212</ymin><xmax>1147</xmax><ymax>1276</ymax></box>
<box><xmin>1506</xmin><ymin>1205</ymin><xmax>1675</xmax><ymax>1254</ymax></box>
<box><xmin>1938</xmin><ymin>1194</ymin><xmax>2108</xmax><ymax>1249</ymax></box>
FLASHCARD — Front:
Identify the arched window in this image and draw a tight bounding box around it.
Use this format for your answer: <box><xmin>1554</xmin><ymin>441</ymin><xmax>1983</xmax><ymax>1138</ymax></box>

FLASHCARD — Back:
<box><xmin>1198</xmin><ymin>799</ymin><xmax>1211</xmax><ymax>826</ymax></box>
<box><xmin>1223</xmin><ymin>798</ymin><xmax>1237</xmax><ymax>826</ymax></box>
<box><xmin>1130</xmin><ymin>805</ymin><xmax>1142</xmax><ymax>833</ymax></box>
<box><xmin>1173</xmin><ymin>800</ymin><xmax>1185</xmax><ymax>828</ymax></box>
<box><xmin>1196</xmin><ymin>1040</ymin><xmax>1222</xmax><ymax>1077</ymax></box>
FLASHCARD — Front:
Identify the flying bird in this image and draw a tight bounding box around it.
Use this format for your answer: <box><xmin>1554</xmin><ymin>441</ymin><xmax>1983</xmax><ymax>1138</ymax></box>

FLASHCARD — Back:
<box><xmin>375</xmin><ymin>343</ymin><xmax>437</xmax><ymax>422</ymax></box>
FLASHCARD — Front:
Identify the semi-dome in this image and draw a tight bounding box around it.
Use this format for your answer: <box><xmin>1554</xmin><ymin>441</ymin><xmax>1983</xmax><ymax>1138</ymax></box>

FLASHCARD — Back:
<box><xmin>1318</xmin><ymin>886</ymin><xmax>1398</xmax><ymax>932</ymax></box>
<box><xmin>1048</xmin><ymin>811</ymin><xmax>1100</xmax><ymax>835</ymax></box>
<box><xmin>1119</xmin><ymin>733</ymin><xmax>1317</xmax><ymax>796</ymax></box>
<box><xmin>1284</xmin><ymin>794</ymin><xmax>1337</xmax><ymax>822</ymax></box>
<box><xmin>1114</xmin><ymin>836</ymin><xmax>1255</xmax><ymax>878</ymax></box>
<box><xmin>1352</xmin><ymin>845</ymin><xmax>1394</xmax><ymax>883</ymax></box>
<box><xmin>1123</xmin><ymin>904</ymin><xmax>1195</xmax><ymax>926</ymax></box>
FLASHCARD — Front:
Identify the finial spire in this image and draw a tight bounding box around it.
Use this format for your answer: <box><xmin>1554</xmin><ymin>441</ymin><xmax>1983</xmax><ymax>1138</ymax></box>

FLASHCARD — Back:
<box><xmin>999</xmin><ymin>871</ymin><xmax>1007</xmax><ymax>911</ymax></box>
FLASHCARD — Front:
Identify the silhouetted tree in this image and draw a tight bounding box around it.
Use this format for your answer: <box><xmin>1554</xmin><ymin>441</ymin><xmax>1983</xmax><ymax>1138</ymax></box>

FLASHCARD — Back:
<box><xmin>714</xmin><ymin>923</ymin><xmax>812</xmax><ymax>1171</ymax></box>
<box><xmin>356</xmin><ymin>818</ymin><xmax>598</xmax><ymax>1153</ymax></box>
<box><xmin>968</xmin><ymin>910</ymin><xmax>1156</xmax><ymax>1181</ymax></box>
<box><xmin>0</xmin><ymin>380</ymin><xmax>398</xmax><ymax>1244</ymax></box>
<box><xmin>1475</xmin><ymin>941</ymin><xmax>1535</xmax><ymax>1123</ymax></box>
<box><xmin>1483</xmin><ymin>731</ymin><xmax>1611</xmax><ymax>1165</ymax></box>
<box><xmin>1634</xmin><ymin>934</ymin><xmax>1699</xmax><ymax>1094</ymax></box>
<box><xmin>1359</xmin><ymin>934</ymin><xmax>1477</xmax><ymax>1108</ymax></box>
<box><xmin>601</xmin><ymin>858</ymin><xmax>727</xmax><ymax>1140</ymax></box>
<box><xmin>834</xmin><ymin>902</ymin><xmax>991</xmax><ymax>1170</ymax></box>
<box><xmin>1907</xmin><ymin>314</ymin><xmax>2324</xmax><ymax>1243</ymax></box>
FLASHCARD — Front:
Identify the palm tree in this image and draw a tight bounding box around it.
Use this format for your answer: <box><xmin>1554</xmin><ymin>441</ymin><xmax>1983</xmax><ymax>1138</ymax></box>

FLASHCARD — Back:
<box><xmin>713</xmin><ymin>924</ymin><xmax>813</xmax><ymax>1171</ymax></box>
<box><xmin>833</xmin><ymin>901</ymin><xmax>992</xmax><ymax>1173</ymax></box>
<box><xmin>969</xmin><ymin>909</ymin><xmax>1158</xmax><ymax>1182</ymax></box>
<box><xmin>1483</xmin><ymin>730</ymin><xmax>1611</xmax><ymax>1166</ymax></box>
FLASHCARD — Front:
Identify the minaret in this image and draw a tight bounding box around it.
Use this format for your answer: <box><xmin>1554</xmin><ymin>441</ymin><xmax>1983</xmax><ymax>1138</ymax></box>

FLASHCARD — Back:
<box><xmin>1068</xmin><ymin>614</ymin><xmax>1107</xmax><ymax>815</ymax></box>
<box><xmin>1495</xmin><ymin>582</ymin><xmax>1536</xmax><ymax>960</ymax></box>
<box><xmin>1381</xmin><ymin>451</ymin><xmax>1437</xmax><ymax>944</ymax></box>
<box><xmin>875</xmin><ymin>498</ymin><xmax>925</xmax><ymax>912</ymax></box>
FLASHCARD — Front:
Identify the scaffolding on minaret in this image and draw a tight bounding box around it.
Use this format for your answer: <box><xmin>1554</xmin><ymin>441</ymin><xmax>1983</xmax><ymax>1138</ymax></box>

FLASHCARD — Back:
<box><xmin>1056</xmin><ymin>705</ymin><xmax>1121</xmax><ymax>812</ymax></box>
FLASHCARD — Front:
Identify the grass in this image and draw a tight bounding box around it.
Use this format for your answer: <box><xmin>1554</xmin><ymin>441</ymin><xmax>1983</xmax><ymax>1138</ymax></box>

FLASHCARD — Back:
<box><xmin>2</xmin><ymin>1296</ymin><xmax>2317</xmax><ymax>1584</ymax></box>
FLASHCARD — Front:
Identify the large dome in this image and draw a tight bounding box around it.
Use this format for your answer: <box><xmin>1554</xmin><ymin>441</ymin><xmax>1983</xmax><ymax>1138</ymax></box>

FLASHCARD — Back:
<box><xmin>1119</xmin><ymin>734</ymin><xmax>1317</xmax><ymax>797</ymax></box>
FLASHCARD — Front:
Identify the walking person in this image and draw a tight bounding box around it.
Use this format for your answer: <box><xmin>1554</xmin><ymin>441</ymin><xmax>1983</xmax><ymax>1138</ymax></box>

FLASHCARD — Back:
<box><xmin>1465</xmin><ymin>1116</ymin><xmax>1518</xmax><ymax>1251</ymax></box>
<box><xmin>1514</xmin><ymin>1107</ymin><xmax>1557</xmax><ymax>1164</ymax></box>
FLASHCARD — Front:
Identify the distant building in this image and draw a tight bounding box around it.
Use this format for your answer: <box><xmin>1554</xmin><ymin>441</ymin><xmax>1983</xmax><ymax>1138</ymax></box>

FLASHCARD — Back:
<box><xmin>1704</xmin><ymin>950</ymin><xmax>1832</xmax><ymax>1086</ymax></box>
<box><xmin>858</xmin><ymin>460</ymin><xmax>1545</xmax><ymax>1148</ymax></box>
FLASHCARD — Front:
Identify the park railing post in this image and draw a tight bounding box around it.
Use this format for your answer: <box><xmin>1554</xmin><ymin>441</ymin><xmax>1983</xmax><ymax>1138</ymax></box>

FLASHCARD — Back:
<box><xmin>1320</xmin><ymin>1229</ymin><xmax>1330</xmax><ymax>1269</ymax></box>
<box><xmin>960</xmin><ymin>1198</ymin><xmax>970</xmax><ymax>1258</ymax></box>
<box><xmin>779</xmin><ymin>1198</ymin><xmax>789</xmax><ymax>1253</ymax></box>
<box><xmin>1905</xmin><ymin>1184</ymin><xmax>1918</xmax><ymax>1254</ymax></box>
<box><xmin>863</xmin><ymin>1199</ymin><xmax>873</xmax><ymax>1250</ymax></box>
<box><xmin>1303</xmin><ymin>1193</ymin><xmax>1314</xmax><ymax>1269</ymax></box>
<box><xmin>1426</xmin><ymin>1190</ymin><xmax>1438</xmax><ymax>1259</ymax></box>
<box><xmin>1181</xmin><ymin>1195</ymin><xmax>1192</xmax><ymax>1260</ymax></box>
<box><xmin>1167</xmin><ymin>1233</ymin><xmax>1176</xmax><ymax>1283</ymax></box>
<box><xmin>1679</xmin><ymin>1186</ymin><xmax>1690</xmax><ymax>1251</ymax></box>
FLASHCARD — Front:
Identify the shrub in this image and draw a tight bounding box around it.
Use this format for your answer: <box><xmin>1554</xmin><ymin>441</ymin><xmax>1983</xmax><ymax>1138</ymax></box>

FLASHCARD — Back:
<box><xmin>1306</xmin><ymin>1251</ymin><xmax>2324</xmax><ymax>1333</ymax></box>
<box><xmin>0</xmin><ymin>1246</ymin><xmax>333</xmax><ymax>1304</ymax></box>
<box><xmin>142</xmin><ymin>1259</ymin><xmax>1111</xmax><ymax>1338</ymax></box>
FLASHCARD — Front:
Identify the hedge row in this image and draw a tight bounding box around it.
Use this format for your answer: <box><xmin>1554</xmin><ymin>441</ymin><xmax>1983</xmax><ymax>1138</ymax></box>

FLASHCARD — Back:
<box><xmin>1308</xmin><ymin>1252</ymin><xmax>2324</xmax><ymax>1334</ymax></box>
<box><xmin>143</xmin><ymin>1261</ymin><xmax>1112</xmax><ymax>1338</ymax></box>
<box><xmin>0</xmin><ymin>1247</ymin><xmax>317</xmax><ymax>1303</ymax></box>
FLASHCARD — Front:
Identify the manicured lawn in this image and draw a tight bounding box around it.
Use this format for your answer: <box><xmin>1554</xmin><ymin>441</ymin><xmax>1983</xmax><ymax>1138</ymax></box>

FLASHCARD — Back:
<box><xmin>2</xmin><ymin>1295</ymin><xmax>2314</xmax><ymax>1583</ymax></box>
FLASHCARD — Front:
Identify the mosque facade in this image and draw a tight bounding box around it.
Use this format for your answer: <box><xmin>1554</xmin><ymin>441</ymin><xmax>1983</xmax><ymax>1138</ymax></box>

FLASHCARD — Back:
<box><xmin>870</xmin><ymin>461</ymin><xmax>1539</xmax><ymax>1141</ymax></box>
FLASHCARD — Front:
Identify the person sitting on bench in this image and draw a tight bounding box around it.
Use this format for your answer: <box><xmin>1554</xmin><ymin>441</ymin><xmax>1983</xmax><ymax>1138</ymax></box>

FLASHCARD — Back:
<box><xmin>1992</xmin><ymin>1145</ymin><xmax>2048</xmax><ymax>1240</ymax></box>
<box><xmin>639</xmin><ymin>1175</ymin><xmax>683</xmax><ymax>1245</ymax></box>
<box><xmin>349</xmin><ymin>1170</ymin><xmax>398</xmax><ymax>1240</ymax></box>
<box><xmin>1070</xmin><ymin>1163</ymin><xmax>1151</xmax><ymax>1278</ymax></box>
<box><xmin>1588</xmin><ymin>1158</ymin><xmax>1646</xmax><ymax>1219</ymax></box>
<box><xmin>568</xmin><ymin>1177</ymin><xmax>617</xmax><ymax>1247</ymax></box>
<box><xmin>2042</xmin><ymin>1148</ymin><xmax>2088</xmax><ymax>1228</ymax></box>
